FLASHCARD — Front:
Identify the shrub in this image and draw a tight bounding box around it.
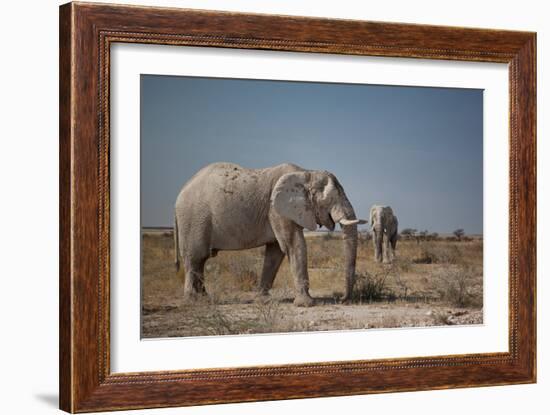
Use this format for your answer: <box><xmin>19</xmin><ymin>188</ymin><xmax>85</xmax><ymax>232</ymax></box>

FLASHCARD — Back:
<box><xmin>252</xmin><ymin>299</ymin><xmax>284</xmax><ymax>328</ymax></box>
<box><xmin>323</xmin><ymin>231</ymin><xmax>336</xmax><ymax>241</ymax></box>
<box><xmin>203</xmin><ymin>305</ymin><xmax>236</xmax><ymax>335</ymax></box>
<box><xmin>392</xmin><ymin>272</ymin><xmax>410</xmax><ymax>300</ymax></box>
<box><xmin>353</xmin><ymin>271</ymin><xmax>394</xmax><ymax>303</ymax></box>
<box><xmin>433</xmin><ymin>266</ymin><xmax>482</xmax><ymax>307</ymax></box>
<box><xmin>453</xmin><ymin>229</ymin><xmax>465</xmax><ymax>241</ymax></box>
<box><xmin>413</xmin><ymin>243</ymin><xmax>460</xmax><ymax>264</ymax></box>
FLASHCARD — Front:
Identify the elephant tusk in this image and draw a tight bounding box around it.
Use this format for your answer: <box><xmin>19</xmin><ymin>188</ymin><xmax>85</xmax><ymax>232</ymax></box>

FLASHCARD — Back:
<box><xmin>339</xmin><ymin>218</ymin><xmax>367</xmax><ymax>226</ymax></box>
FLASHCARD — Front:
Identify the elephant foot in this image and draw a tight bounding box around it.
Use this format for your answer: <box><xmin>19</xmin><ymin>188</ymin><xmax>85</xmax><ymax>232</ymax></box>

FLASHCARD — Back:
<box><xmin>255</xmin><ymin>292</ymin><xmax>272</xmax><ymax>304</ymax></box>
<box><xmin>293</xmin><ymin>294</ymin><xmax>315</xmax><ymax>307</ymax></box>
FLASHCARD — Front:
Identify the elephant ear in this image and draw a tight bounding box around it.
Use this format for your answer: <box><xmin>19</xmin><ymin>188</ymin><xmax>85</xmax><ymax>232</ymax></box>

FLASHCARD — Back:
<box><xmin>271</xmin><ymin>172</ymin><xmax>318</xmax><ymax>231</ymax></box>
<box><xmin>391</xmin><ymin>215</ymin><xmax>399</xmax><ymax>234</ymax></box>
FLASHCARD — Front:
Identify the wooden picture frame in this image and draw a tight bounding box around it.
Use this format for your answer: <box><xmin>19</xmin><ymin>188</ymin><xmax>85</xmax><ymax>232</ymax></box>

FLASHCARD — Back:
<box><xmin>59</xmin><ymin>2</ymin><xmax>536</xmax><ymax>412</ymax></box>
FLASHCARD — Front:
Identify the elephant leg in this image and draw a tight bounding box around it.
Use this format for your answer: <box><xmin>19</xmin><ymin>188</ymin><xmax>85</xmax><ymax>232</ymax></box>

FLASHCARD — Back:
<box><xmin>258</xmin><ymin>242</ymin><xmax>285</xmax><ymax>296</ymax></box>
<box><xmin>183</xmin><ymin>256</ymin><xmax>208</xmax><ymax>300</ymax></box>
<box><xmin>373</xmin><ymin>230</ymin><xmax>383</xmax><ymax>262</ymax></box>
<box><xmin>390</xmin><ymin>233</ymin><xmax>397</xmax><ymax>261</ymax></box>
<box><xmin>287</xmin><ymin>232</ymin><xmax>315</xmax><ymax>307</ymax></box>
<box><xmin>383</xmin><ymin>233</ymin><xmax>391</xmax><ymax>264</ymax></box>
<box><xmin>270</xmin><ymin>215</ymin><xmax>315</xmax><ymax>307</ymax></box>
<box><xmin>272</xmin><ymin>226</ymin><xmax>314</xmax><ymax>307</ymax></box>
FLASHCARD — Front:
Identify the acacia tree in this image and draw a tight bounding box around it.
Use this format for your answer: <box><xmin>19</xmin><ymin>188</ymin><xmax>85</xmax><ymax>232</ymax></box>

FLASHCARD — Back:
<box><xmin>453</xmin><ymin>228</ymin><xmax>465</xmax><ymax>241</ymax></box>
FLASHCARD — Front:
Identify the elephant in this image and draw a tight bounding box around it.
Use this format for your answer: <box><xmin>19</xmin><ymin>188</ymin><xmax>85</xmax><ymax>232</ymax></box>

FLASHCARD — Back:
<box><xmin>370</xmin><ymin>205</ymin><xmax>398</xmax><ymax>263</ymax></box>
<box><xmin>174</xmin><ymin>162</ymin><xmax>367</xmax><ymax>307</ymax></box>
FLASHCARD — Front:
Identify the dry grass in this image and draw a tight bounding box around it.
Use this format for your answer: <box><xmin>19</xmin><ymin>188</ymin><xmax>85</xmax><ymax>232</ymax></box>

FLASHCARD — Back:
<box><xmin>141</xmin><ymin>231</ymin><xmax>483</xmax><ymax>338</ymax></box>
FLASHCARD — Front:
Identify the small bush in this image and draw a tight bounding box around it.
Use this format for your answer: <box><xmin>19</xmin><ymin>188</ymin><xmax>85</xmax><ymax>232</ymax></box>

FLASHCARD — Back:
<box><xmin>353</xmin><ymin>271</ymin><xmax>394</xmax><ymax>303</ymax></box>
<box><xmin>413</xmin><ymin>243</ymin><xmax>461</xmax><ymax>264</ymax></box>
<box><xmin>453</xmin><ymin>229</ymin><xmax>465</xmax><ymax>240</ymax></box>
<box><xmin>392</xmin><ymin>272</ymin><xmax>410</xmax><ymax>300</ymax></box>
<box><xmin>253</xmin><ymin>299</ymin><xmax>284</xmax><ymax>328</ymax></box>
<box><xmin>190</xmin><ymin>302</ymin><xmax>240</xmax><ymax>335</ymax></box>
<box><xmin>323</xmin><ymin>231</ymin><xmax>336</xmax><ymax>241</ymax></box>
<box><xmin>433</xmin><ymin>266</ymin><xmax>482</xmax><ymax>307</ymax></box>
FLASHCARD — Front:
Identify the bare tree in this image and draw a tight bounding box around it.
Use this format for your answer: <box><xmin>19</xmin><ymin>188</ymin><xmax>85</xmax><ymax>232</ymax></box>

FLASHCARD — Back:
<box><xmin>418</xmin><ymin>230</ymin><xmax>428</xmax><ymax>241</ymax></box>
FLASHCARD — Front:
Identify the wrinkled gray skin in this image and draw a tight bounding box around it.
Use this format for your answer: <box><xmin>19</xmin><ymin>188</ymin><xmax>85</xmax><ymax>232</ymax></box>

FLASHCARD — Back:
<box><xmin>174</xmin><ymin>162</ymin><xmax>367</xmax><ymax>307</ymax></box>
<box><xmin>370</xmin><ymin>205</ymin><xmax>398</xmax><ymax>263</ymax></box>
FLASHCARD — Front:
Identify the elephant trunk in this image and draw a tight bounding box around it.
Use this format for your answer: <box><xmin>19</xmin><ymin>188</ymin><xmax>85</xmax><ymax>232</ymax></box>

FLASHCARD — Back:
<box><xmin>341</xmin><ymin>223</ymin><xmax>358</xmax><ymax>302</ymax></box>
<box><xmin>331</xmin><ymin>199</ymin><xmax>360</xmax><ymax>303</ymax></box>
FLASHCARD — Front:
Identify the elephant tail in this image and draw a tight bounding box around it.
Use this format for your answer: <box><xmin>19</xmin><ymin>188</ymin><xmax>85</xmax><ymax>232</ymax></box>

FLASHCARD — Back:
<box><xmin>174</xmin><ymin>214</ymin><xmax>180</xmax><ymax>272</ymax></box>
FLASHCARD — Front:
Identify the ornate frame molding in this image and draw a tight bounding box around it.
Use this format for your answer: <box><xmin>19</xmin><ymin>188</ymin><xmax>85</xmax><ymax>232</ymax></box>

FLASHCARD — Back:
<box><xmin>60</xmin><ymin>2</ymin><xmax>536</xmax><ymax>412</ymax></box>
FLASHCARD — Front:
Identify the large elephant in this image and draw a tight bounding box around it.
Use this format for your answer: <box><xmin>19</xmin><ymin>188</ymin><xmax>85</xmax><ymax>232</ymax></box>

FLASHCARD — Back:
<box><xmin>370</xmin><ymin>205</ymin><xmax>398</xmax><ymax>263</ymax></box>
<box><xmin>174</xmin><ymin>162</ymin><xmax>366</xmax><ymax>307</ymax></box>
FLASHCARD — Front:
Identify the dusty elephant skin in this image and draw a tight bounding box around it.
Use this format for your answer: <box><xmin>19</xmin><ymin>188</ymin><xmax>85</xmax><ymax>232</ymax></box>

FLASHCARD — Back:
<box><xmin>174</xmin><ymin>162</ymin><xmax>367</xmax><ymax>306</ymax></box>
<box><xmin>370</xmin><ymin>205</ymin><xmax>398</xmax><ymax>264</ymax></box>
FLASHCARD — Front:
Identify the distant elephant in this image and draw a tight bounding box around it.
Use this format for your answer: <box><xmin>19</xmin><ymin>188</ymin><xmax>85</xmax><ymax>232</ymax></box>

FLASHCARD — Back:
<box><xmin>370</xmin><ymin>205</ymin><xmax>398</xmax><ymax>263</ymax></box>
<box><xmin>174</xmin><ymin>162</ymin><xmax>367</xmax><ymax>306</ymax></box>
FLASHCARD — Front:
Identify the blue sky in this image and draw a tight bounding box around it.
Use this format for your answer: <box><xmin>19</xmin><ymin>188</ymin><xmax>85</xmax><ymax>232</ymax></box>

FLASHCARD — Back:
<box><xmin>141</xmin><ymin>75</ymin><xmax>483</xmax><ymax>234</ymax></box>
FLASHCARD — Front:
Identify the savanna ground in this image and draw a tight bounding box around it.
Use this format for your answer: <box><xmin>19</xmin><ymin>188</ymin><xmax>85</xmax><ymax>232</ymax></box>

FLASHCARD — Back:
<box><xmin>141</xmin><ymin>231</ymin><xmax>483</xmax><ymax>338</ymax></box>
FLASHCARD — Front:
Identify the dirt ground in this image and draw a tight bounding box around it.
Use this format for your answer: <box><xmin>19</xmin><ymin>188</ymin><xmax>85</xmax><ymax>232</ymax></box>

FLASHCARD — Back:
<box><xmin>141</xmin><ymin>231</ymin><xmax>483</xmax><ymax>338</ymax></box>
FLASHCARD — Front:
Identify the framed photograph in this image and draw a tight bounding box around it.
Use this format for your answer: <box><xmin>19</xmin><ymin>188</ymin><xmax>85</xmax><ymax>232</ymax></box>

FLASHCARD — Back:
<box><xmin>59</xmin><ymin>2</ymin><xmax>536</xmax><ymax>412</ymax></box>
